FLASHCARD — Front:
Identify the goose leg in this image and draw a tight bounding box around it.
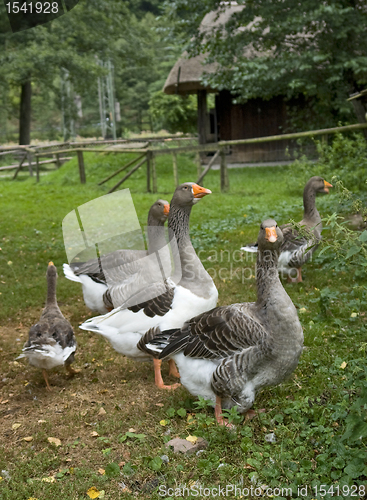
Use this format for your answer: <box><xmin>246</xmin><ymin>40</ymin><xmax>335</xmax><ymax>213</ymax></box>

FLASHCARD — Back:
<box><xmin>296</xmin><ymin>267</ymin><xmax>303</xmax><ymax>282</ymax></box>
<box><xmin>153</xmin><ymin>359</ymin><xmax>180</xmax><ymax>390</ymax></box>
<box><xmin>42</xmin><ymin>369</ymin><xmax>52</xmax><ymax>391</ymax></box>
<box><xmin>214</xmin><ymin>395</ymin><xmax>233</xmax><ymax>428</ymax></box>
<box><xmin>168</xmin><ymin>359</ymin><xmax>180</xmax><ymax>378</ymax></box>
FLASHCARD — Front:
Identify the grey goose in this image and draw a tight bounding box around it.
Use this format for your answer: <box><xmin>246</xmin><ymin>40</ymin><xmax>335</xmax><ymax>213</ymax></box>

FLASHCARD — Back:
<box><xmin>18</xmin><ymin>262</ymin><xmax>77</xmax><ymax>391</ymax></box>
<box><xmin>140</xmin><ymin>220</ymin><xmax>304</xmax><ymax>425</ymax></box>
<box><xmin>63</xmin><ymin>199</ymin><xmax>170</xmax><ymax>313</ymax></box>
<box><xmin>241</xmin><ymin>176</ymin><xmax>332</xmax><ymax>282</ymax></box>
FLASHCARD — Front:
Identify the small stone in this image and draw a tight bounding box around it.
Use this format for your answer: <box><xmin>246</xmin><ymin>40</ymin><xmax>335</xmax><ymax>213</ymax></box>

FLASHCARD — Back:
<box><xmin>165</xmin><ymin>437</ymin><xmax>208</xmax><ymax>455</ymax></box>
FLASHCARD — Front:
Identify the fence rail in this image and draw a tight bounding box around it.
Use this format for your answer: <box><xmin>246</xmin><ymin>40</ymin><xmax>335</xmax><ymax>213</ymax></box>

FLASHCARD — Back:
<box><xmin>1</xmin><ymin>123</ymin><xmax>367</xmax><ymax>192</ymax></box>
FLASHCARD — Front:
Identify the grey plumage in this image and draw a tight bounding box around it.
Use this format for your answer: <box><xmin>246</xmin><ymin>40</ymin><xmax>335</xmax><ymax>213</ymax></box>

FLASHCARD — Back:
<box><xmin>19</xmin><ymin>263</ymin><xmax>77</xmax><ymax>389</ymax></box>
<box><xmin>141</xmin><ymin>219</ymin><xmax>304</xmax><ymax>415</ymax></box>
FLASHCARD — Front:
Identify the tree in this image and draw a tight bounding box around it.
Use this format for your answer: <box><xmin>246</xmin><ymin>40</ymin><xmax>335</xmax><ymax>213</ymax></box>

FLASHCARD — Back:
<box><xmin>0</xmin><ymin>0</ymin><xmax>131</xmax><ymax>143</ymax></box>
<box><xmin>163</xmin><ymin>0</ymin><xmax>367</xmax><ymax>129</ymax></box>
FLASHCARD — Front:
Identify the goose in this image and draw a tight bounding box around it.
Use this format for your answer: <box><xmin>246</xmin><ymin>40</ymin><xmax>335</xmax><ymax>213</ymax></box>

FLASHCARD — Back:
<box><xmin>79</xmin><ymin>183</ymin><xmax>218</xmax><ymax>389</ymax></box>
<box><xmin>139</xmin><ymin>219</ymin><xmax>304</xmax><ymax>425</ymax></box>
<box><xmin>63</xmin><ymin>199</ymin><xmax>170</xmax><ymax>313</ymax></box>
<box><xmin>241</xmin><ymin>176</ymin><xmax>332</xmax><ymax>282</ymax></box>
<box><xmin>18</xmin><ymin>262</ymin><xmax>77</xmax><ymax>391</ymax></box>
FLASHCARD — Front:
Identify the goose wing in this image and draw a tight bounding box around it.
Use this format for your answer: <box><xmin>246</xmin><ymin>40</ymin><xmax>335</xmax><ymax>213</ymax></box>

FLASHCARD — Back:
<box><xmin>70</xmin><ymin>249</ymin><xmax>148</xmax><ymax>284</ymax></box>
<box><xmin>160</xmin><ymin>304</ymin><xmax>268</xmax><ymax>360</ymax></box>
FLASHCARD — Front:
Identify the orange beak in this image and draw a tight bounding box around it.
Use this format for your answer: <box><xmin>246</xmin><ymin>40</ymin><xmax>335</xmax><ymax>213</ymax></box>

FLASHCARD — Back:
<box><xmin>163</xmin><ymin>203</ymin><xmax>170</xmax><ymax>215</ymax></box>
<box><xmin>192</xmin><ymin>184</ymin><xmax>212</xmax><ymax>198</ymax></box>
<box><xmin>265</xmin><ymin>227</ymin><xmax>278</xmax><ymax>243</ymax></box>
<box><xmin>48</xmin><ymin>261</ymin><xmax>54</xmax><ymax>266</ymax></box>
<box><xmin>324</xmin><ymin>180</ymin><xmax>333</xmax><ymax>194</ymax></box>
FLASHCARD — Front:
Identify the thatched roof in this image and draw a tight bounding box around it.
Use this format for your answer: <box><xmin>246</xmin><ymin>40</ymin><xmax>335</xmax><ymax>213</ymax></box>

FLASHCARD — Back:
<box><xmin>164</xmin><ymin>4</ymin><xmax>246</xmax><ymax>95</ymax></box>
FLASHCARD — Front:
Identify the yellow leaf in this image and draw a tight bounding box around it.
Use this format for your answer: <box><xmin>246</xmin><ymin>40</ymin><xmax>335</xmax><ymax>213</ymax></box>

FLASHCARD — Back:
<box><xmin>12</xmin><ymin>423</ymin><xmax>21</xmax><ymax>430</ymax></box>
<box><xmin>98</xmin><ymin>468</ymin><xmax>105</xmax><ymax>475</ymax></box>
<box><xmin>27</xmin><ymin>498</ymin><xmax>38</xmax><ymax>500</ymax></box>
<box><xmin>299</xmin><ymin>307</ymin><xmax>307</xmax><ymax>314</ymax></box>
<box><xmin>0</xmin><ymin>477</ymin><xmax>3</xmax><ymax>482</ymax></box>
<box><xmin>87</xmin><ymin>486</ymin><xmax>100</xmax><ymax>499</ymax></box>
<box><xmin>186</xmin><ymin>435</ymin><xmax>198</xmax><ymax>444</ymax></box>
<box><xmin>91</xmin><ymin>431</ymin><xmax>99</xmax><ymax>437</ymax></box>
<box><xmin>47</xmin><ymin>437</ymin><xmax>61</xmax><ymax>446</ymax></box>
<box><xmin>187</xmin><ymin>414</ymin><xmax>195</xmax><ymax>424</ymax></box>
<box><xmin>159</xmin><ymin>419</ymin><xmax>169</xmax><ymax>426</ymax></box>
<box><xmin>351</xmin><ymin>312</ymin><xmax>358</xmax><ymax>318</ymax></box>
<box><xmin>23</xmin><ymin>436</ymin><xmax>33</xmax><ymax>442</ymax></box>
<box><xmin>41</xmin><ymin>477</ymin><xmax>56</xmax><ymax>483</ymax></box>
<box><xmin>340</xmin><ymin>361</ymin><xmax>347</xmax><ymax>370</ymax></box>
<box><xmin>98</xmin><ymin>407</ymin><xmax>106</xmax><ymax>416</ymax></box>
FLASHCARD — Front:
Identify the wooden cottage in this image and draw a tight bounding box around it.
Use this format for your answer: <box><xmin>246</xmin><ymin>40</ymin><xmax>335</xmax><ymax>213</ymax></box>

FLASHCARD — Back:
<box><xmin>163</xmin><ymin>5</ymin><xmax>300</xmax><ymax>163</ymax></box>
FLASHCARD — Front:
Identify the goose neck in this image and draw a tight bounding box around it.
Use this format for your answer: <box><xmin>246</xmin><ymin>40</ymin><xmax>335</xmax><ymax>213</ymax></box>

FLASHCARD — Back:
<box><xmin>255</xmin><ymin>248</ymin><xmax>281</xmax><ymax>305</ymax></box>
<box><xmin>147</xmin><ymin>225</ymin><xmax>166</xmax><ymax>254</ymax></box>
<box><xmin>303</xmin><ymin>185</ymin><xmax>320</xmax><ymax>223</ymax></box>
<box><xmin>46</xmin><ymin>273</ymin><xmax>58</xmax><ymax>307</ymax></box>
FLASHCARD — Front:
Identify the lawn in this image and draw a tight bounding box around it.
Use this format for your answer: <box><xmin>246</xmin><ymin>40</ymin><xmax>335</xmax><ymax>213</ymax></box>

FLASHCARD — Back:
<box><xmin>0</xmin><ymin>146</ymin><xmax>366</xmax><ymax>499</ymax></box>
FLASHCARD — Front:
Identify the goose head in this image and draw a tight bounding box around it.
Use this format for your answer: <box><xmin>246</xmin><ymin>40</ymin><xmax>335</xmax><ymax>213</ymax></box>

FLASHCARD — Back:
<box><xmin>257</xmin><ymin>219</ymin><xmax>284</xmax><ymax>252</ymax></box>
<box><xmin>47</xmin><ymin>261</ymin><xmax>58</xmax><ymax>278</ymax></box>
<box><xmin>148</xmin><ymin>199</ymin><xmax>170</xmax><ymax>224</ymax></box>
<box><xmin>171</xmin><ymin>182</ymin><xmax>212</xmax><ymax>207</ymax></box>
<box><xmin>306</xmin><ymin>176</ymin><xmax>333</xmax><ymax>195</ymax></box>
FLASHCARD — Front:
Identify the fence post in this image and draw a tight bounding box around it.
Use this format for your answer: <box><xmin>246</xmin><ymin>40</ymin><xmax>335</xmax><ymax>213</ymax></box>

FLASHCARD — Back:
<box><xmin>195</xmin><ymin>152</ymin><xmax>201</xmax><ymax>180</ymax></box>
<box><xmin>55</xmin><ymin>153</ymin><xmax>61</xmax><ymax>169</ymax></box>
<box><xmin>152</xmin><ymin>153</ymin><xmax>157</xmax><ymax>193</ymax></box>
<box><xmin>36</xmin><ymin>156</ymin><xmax>40</xmax><ymax>182</ymax></box>
<box><xmin>172</xmin><ymin>152</ymin><xmax>179</xmax><ymax>187</ymax></box>
<box><xmin>146</xmin><ymin>150</ymin><xmax>151</xmax><ymax>193</ymax></box>
<box><xmin>220</xmin><ymin>149</ymin><xmax>229</xmax><ymax>192</ymax></box>
<box><xmin>77</xmin><ymin>150</ymin><xmax>86</xmax><ymax>184</ymax></box>
<box><xmin>26</xmin><ymin>151</ymin><xmax>33</xmax><ymax>177</ymax></box>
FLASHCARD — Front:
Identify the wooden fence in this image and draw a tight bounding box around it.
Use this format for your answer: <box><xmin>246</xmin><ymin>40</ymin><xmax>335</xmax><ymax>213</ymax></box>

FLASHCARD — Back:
<box><xmin>1</xmin><ymin>123</ymin><xmax>367</xmax><ymax>193</ymax></box>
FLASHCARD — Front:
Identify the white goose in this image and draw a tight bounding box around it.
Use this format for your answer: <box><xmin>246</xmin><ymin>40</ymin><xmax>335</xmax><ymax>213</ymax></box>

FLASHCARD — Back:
<box><xmin>63</xmin><ymin>199</ymin><xmax>170</xmax><ymax>313</ymax></box>
<box><xmin>18</xmin><ymin>262</ymin><xmax>77</xmax><ymax>391</ymax></box>
<box><xmin>140</xmin><ymin>220</ymin><xmax>303</xmax><ymax>425</ymax></box>
<box><xmin>80</xmin><ymin>183</ymin><xmax>218</xmax><ymax>389</ymax></box>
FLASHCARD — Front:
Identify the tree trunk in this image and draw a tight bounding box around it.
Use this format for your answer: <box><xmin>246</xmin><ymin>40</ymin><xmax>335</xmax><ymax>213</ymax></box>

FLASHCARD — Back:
<box><xmin>197</xmin><ymin>89</ymin><xmax>207</xmax><ymax>145</ymax></box>
<box><xmin>19</xmin><ymin>80</ymin><xmax>32</xmax><ymax>145</ymax></box>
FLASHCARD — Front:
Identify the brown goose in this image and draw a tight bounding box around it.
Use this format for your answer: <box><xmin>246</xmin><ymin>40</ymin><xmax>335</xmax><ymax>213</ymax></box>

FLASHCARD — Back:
<box><xmin>18</xmin><ymin>262</ymin><xmax>77</xmax><ymax>391</ymax></box>
<box><xmin>140</xmin><ymin>219</ymin><xmax>303</xmax><ymax>425</ymax></box>
<box><xmin>241</xmin><ymin>176</ymin><xmax>332</xmax><ymax>282</ymax></box>
<box><xmin>63</xmin><ymin>199</ymin><xmax>170</xmax><ymax>313</ymax></box>
<box><xmin>80</xmin><ymin>183</ymin><xmax>218</xmax><ymax>390</ymax></box>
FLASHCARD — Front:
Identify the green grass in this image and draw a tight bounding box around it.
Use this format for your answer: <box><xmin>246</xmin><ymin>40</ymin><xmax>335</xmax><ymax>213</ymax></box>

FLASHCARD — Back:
<box><xmin>0</xmin><ymin>151</ymin><xmax>366</xmax><ymax>499</ymax></box>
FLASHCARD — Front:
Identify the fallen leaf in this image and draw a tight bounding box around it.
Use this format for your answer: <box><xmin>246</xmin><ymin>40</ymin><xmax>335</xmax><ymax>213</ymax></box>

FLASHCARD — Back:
<box><xmin>23</xmin><ymin>436</ymin><xmax>33</xmax><ymax>442</ymax></box>
<box><xmin>1</xmin><ymin>400</ymin><xmax>9</xmax><ymax>405</ymax></box>
<box><xmin>98</xmin><ymin>468</ymin><xmax>105</xmax><ymax>475</ymax></box>
<box><xmin>41</xmin><ymin>476</ymin><xmax>56</xmax><ymax>483</ymax></box>
<box><xmin>87</xmin><ymin>486</ymin><xmax>100</xmax><ymax>499</ymax></box>
<box><xmin>98</xmin><ymin>407</ymin><xmax>106</xmax><ymax>416</ymax></box>
<box><xmin>340</xmin><ymin>361</ymin><xmax>347</xmax><ymax>370</ymax></box>
<box><xmin>47</xmin><ymin>437</ymin><xmax>61</xmax><ymax>446</ymax></box>
<box><xmin>12</xmin><ymin>423</ymin><xmax>21</xmax><ymax>430</ymax></box>
<box><xmin>128</xmin><ymin>428</ymin><xmax>136</xmax><ymax>433</ymax></box>
<box><xmin>38</xmin><ymin>420</ymin><xmax>46</xmax><ymax>424</ymax></box>
<box><xmin>155</xmin><ymin>403</ymin><xmax>164</xmax><ymax>407</ymax></box>
<box><xmin>186</xmin><ymin>435</ymin><xmax>198</xmax><ymax>444</ymax></box>
<box><xmin>160</xmin><ymin>420</ymin><xmax>169</xmax><ymax>426</ymax></box>
<box><xmin>299</xmin><ymin>307</ymin><xmax>307</xmax><ymax>313</ymax></box>
<box><xmin>91</xmin><ymin>431</ymin><xmax>99</xmax><ymax>437</ymax></box>
<box><xmin>351</xmin><ymin>312</ymin><xmax>358</xmax><ymax>318</ymax></box>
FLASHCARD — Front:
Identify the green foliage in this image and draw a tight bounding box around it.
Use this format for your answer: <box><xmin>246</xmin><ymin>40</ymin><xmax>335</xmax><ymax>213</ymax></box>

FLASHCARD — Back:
<box><xmin>149</xmin><ymin>92</ymin><xmax>197</xmax><ymax>133</ymax></box>
<box><xmin>165</xmin><ymin>0</ymin><xmax>367</xmax><ymax>128</ymax></box>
